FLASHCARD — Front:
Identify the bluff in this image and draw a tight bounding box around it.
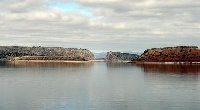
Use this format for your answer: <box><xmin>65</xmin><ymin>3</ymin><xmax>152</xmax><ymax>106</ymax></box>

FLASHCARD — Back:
<box><xmin>133</xmin><ymin>46</ymin><xmax>200</xmax><ymax>62</ymax></box>
<box><xmin>106</xmin><ymin>51</ymin><xmax>139</xmax><ymax>62</ymax></box>
<box><xmin>0</xmin><ymin>46</ymin><xmax>95</xmax><ymax>61</ymax></box>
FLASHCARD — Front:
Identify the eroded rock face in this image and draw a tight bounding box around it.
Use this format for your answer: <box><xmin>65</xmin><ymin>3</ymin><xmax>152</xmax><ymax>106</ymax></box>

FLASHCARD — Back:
<box><xmin>106</xmin><ymin>51</ymin><xmax>139</xmax><ymax>62</ymax></box>
<box><xmin>0</xmin><ymin>46</ymin><xmax>95</xmax><ymax>61</ymax></box>
<box><xmin>133</xmin><ymin>46</ymin><xmax>200</xmax><ymax>62</ymax></box>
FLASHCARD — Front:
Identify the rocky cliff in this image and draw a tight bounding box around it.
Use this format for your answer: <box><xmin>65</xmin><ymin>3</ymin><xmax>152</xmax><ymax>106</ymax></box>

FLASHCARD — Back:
<box><xmin>106</xmin><ymin>51</ymin><xmax>139</xmax><ymax>62</ymax></box>
<box><xmin>0</xmin><ymin>46</ymin><xmax>95</xmax><ymax>61</ymax></box>
<box><xmin>133</xmin><ymin>46</ymin><xmax>200</xmax><ymax>62</ymax></box>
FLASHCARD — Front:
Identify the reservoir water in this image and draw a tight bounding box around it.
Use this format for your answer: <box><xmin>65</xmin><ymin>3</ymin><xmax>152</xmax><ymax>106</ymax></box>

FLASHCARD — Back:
<box><xmin>0</xmin><ymin>61</ymin><xmax>200</xmax><ymax>110</ymax></box>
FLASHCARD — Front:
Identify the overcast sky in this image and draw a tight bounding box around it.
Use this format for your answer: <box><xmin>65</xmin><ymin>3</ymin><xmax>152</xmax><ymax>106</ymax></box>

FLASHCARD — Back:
<box><xmin>0</xmin><ymin>0</ymin><xmax>199</xmax><ymax>52</ymax></box>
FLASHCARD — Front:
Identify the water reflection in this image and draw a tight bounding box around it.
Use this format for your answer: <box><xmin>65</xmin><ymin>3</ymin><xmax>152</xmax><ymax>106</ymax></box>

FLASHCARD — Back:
<box><xmin>0</xmin><ymin>61</ymin><xmax>93</xmax><ymax>68</ymax></box>
<box><xmin>0</xmin><ymin>62</ymin><xmax>200</xmax><ymax>110</ymax></box>
<box><xmin>136</xmin><ymin>63</ymin><xmax>200</xmax><ymax>74</ymax></box>
<box><xmin>106</xmin><ymin>62</ymin><xmax>133</xmax><ymax>68</ymax></box>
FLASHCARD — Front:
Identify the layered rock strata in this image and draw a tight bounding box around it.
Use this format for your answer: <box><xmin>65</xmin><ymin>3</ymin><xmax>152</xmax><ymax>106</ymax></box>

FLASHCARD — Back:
<box><xmin>106</xmin><ymin>51</ymin><xmax>139</xmax><ymax>62</ymax></box>
<box><xmin>0</xmin><ymin>46</ymin><xmax>95</xmax><ymax>61</ymax></box>
<box><xmin>133</xmin><ymin>46</ymin><xmax>200</xmax><ymax>62</ymax></box>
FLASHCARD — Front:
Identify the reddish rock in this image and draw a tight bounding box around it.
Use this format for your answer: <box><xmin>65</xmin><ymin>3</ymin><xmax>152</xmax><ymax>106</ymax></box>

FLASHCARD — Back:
<box><xmin>133</xmin><ymin>46</ymin><xmax>200</xmax><ymax>62</ymax></box>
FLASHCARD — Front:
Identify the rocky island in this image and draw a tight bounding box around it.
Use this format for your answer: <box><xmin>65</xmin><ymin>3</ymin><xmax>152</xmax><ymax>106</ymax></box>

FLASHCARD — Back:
<box><xmin>106</xmin><ymin>51</ymin><xmax>139</xmax><ymax>62</ymax></box>
<box><xmin>133</xmin><ymin>46</ymin><xmax>200</xmax><ymax>63</ymax></box>
<box><xmin>0</xmin><ymin>46</ymin><xmax>95</xmax><ymax>61</ymax></box>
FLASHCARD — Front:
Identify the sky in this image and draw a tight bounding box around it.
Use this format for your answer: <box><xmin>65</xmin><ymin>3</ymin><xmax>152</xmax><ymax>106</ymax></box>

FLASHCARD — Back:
<box><xmin>0</xmin><ymin>0</ymin><xmax>199</xmax><ymax>52</ymax></box>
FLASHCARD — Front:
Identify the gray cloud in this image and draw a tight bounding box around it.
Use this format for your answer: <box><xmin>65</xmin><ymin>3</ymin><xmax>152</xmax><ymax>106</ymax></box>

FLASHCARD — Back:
<box><xmin>0</xmin><ymin>0</ymin><xmax>199</xmax><ymax>52</ymax></box>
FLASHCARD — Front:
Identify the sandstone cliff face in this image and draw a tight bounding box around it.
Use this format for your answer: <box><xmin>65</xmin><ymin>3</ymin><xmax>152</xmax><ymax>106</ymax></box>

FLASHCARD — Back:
<box><xmin>106</xmin><ymin>51</ymin><xmax>139</xmax><ymax>62</ymax></box>
<box><xmin>0</xmin><ymin>46</ymin><xmax>95</xmax><ymax>61</ymax></box>
<box><xmin>133</xmin><ymin>46</ymin><xmax>200</xmax><ymax>62</ymax></box>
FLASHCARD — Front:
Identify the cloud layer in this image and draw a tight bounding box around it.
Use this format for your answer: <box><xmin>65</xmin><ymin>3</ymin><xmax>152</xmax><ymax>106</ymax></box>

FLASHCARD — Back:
<box><xmin>0</xmin><ymin>0</ymin><xmax>199</xmax><ymax>52</ymax></box>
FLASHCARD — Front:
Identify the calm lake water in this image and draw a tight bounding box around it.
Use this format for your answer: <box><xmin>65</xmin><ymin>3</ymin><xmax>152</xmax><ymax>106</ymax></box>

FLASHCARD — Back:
<box><xmin>0</xmin><ymin>61</ymin><xmax>200</xmax><ymax>110</ymax></box>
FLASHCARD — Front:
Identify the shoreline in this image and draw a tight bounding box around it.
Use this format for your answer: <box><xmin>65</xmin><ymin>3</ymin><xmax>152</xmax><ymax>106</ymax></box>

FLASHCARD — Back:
<box><xmin>3</xmin><ymin>59</ymin><xmax>106</xmax><ymax>63</ymax></box>
<box><xmin>133</xmin><ymin>61</ymin><xmax>200</xmax><ymax>64</ymax></box>
<box><xmin>2</xmin><ymin>59</ymin><xmax>200</xmax><ymax>64</ymax></box>
<box><xmin>7</xmin><ymin>60</ymin><xmax>90</xmax><ymax>63</ymax></box>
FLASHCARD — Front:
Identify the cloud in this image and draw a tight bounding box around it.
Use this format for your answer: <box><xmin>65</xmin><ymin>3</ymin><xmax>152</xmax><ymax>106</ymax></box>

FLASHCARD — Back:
<box><xmin>0</xmin><ymin>0</ymin><xmax>199</xmax><ymax>52</ymax></box>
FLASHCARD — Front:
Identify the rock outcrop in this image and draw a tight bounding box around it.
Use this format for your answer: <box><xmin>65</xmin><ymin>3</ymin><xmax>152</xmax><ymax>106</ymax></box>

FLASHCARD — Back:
<box><xmin>106</xmin><ymin>51</ymin><xmax>139</xmax><ymax>62</ymax></box>
<box><xmin>133</xmin><ymin>46</ymin><xmax>200</xmax><ymax>62</ymax></box>
<box><xmin>0</xmin><ymin>46</ymin><xmax>95</xmax><ymax>61</ymax></box>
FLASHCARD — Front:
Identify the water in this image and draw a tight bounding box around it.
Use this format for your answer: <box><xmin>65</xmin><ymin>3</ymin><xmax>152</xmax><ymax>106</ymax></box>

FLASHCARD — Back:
<box><xmin>0</xmin><ymin>61</ymin><xmax>200</xmax><ymax>110</ymax></box>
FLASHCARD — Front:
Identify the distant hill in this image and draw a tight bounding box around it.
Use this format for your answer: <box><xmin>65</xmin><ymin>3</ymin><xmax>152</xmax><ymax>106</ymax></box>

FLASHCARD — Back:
<box><xmin>93</xmin><ymin>52</ymin><xmax>107</xmax><ymax>58</ymax></box>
